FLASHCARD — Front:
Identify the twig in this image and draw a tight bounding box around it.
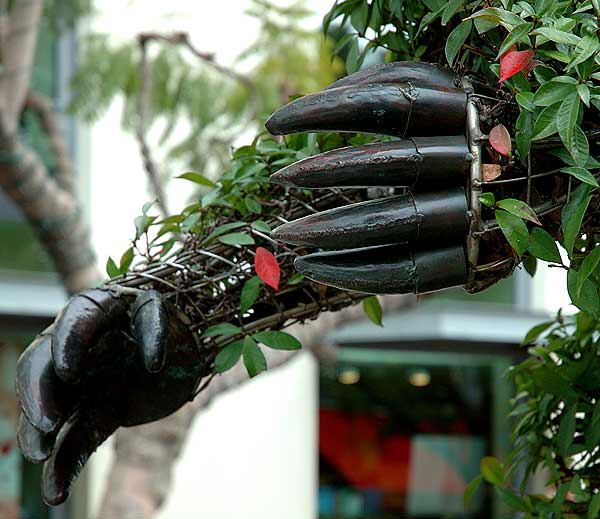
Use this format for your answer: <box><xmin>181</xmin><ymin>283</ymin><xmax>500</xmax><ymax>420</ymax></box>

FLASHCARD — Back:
<box><xmin>25</xmin><ymin>89</ymin><xmax>74</xmax><ymax>193</ymax></box>
<box><xmin>135</xmin><ymin>35</ymin><xmax>170</xmax><ymax>219</ymax></box>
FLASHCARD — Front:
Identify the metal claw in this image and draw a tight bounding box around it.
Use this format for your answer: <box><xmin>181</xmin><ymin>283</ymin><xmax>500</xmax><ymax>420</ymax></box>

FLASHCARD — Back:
<box><xmin>131</xmin><ymin>290</ymin><xmax>168</xmax><ymax>373</ymax></box>
<box><xmin>295</xmin><ymin>243</ymin><xmax>467</xmax><ymax>294</ymax></box>
<box><xmin>270</xmin><ymin>136</ymin><xmax>469</xmax><ymax>189</ymax></box>
<box><xmin>265</xmin><ymin>83</ymin><xmax>467</xmax><ymax>137</ymax></box>
<box><xmin>272</xmin><ymin>188</ymin><xmax>468</xmax><ymax>250</ymax></box>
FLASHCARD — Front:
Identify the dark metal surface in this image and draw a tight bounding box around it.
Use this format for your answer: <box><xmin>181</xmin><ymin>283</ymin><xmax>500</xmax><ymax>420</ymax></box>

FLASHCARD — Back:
<box><xmin>270</xmin><ymin>136</ymin><xmax>469</xmax><ymax>189</ymax></box>
<box><xmin>294</xmin><ymin>243</ymin><xmax>467</xmax><ymax>294</ymax></box>
<box><xmin>326</xmin><ymin>61</ymin><xmax>461</xmax><ymax>91</ymax></box>
<box><xmin>131</xmin><ymin>290</ymin><xmax>168</xmax><ymax>373</ymax></box>
<box><xmin>265</xmin><ymin>83</ymin><xmax>467</xmax><ymax>137</ymax></box>
<box><xmin>272</xmin><ymin>187</ymin><xmax>468</xmax><ymax>250</ymax></box>
<box><xmin>51</xmin><ymin>288</ymin><xmax>129</xmax><ymax>384</ymax></box>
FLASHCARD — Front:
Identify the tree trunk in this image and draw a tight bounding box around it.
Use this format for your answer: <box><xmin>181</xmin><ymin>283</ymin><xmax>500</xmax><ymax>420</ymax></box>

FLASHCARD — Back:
<box><xmin>97</xmin><ymin>294</ymin><xmax>413</xmax><ymax>518</ymax></box>
<box><xmin>0</xmin><ymin>1</ymin><xmax>99</xmax><ymax>294</ymax></box>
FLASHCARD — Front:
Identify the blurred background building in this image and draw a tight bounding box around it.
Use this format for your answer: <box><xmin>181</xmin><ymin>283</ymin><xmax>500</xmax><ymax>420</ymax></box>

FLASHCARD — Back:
<box><xmin>0</xmin><ymin>1</ymin><xmax>572</xmax><ymax>518</ymax></box>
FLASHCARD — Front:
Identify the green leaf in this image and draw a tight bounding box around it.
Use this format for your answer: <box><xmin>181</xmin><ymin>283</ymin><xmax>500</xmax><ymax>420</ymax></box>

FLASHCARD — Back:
<box><xmin>587</xmin><ymin>493</ymin><xmax>600</xmax><ymax>519</ymax></box>
<box><xmin>557</xmin><ymin>401</ymin><xmax>577</xmax><ymax>459</ymax></box>
<box><xmin>215</xmin><ymin>340</ymin><xmax>244</xmax><ymax>373</ymax></box>
<box><xmin>557</xmin><ymin>93</ymin><xmax>581</xmax><ymax>160</ymax></box>
<box><xmin>202</xmin><ymin>323</ymin><xmax>241</xmax><ymax>338</ymax></box>
<box><xmin>522</xmin><ymin>321</ymin><xmax>553</xmax><ymax>345</ymax></box>
<box><xmin>584</xmin><ymin>399</ymin><xmax>600</xmax><ymax>451</ymax></box>
<box><xmin>350</xmin><ymin>2</ymin><xmax>369</xmax><ymax>35</ymax></box>
<box><xmin>363</xmin><ymin>296</ymin><xmax>383</xmax><ymax>326</ymax></box>
<box><xmin>240</xmin><ymin>275</ymin><xmax>261</xmax><ymax>314</ymax></box>
<box><xmin>479</xmin><ymin>192</ymin><xmax>496</xmax><ymax>207</ymax></box>
<box><xmin>578</xmin><ymin>84</ymin><xmax>591</xmax><ymax>107</ymax></box>
<box><xmin>252</xmin><ymin>331</ymin><xmax>301</xmax><ymax>350</ymax></box>
<box><xmin>176</xmin><ymin>172</ymin><xmax>216</xmax><ymax>188</ymax></box>
<box><xmin>496</xmin><ymin>210</ymin><xmax>529</xmax><ymax>257</ymax></box>
<box><xmin>523</xmin><ymin>253</ymin><xmax>537</xmax><ymax>276</ymax></box>
<box><xmin>141</xmin><ymin>200</ymin><xmax>155</xmax><ymax>215</ymax></box>
<box><xmin>134</xmin><ymin>214</ymin><xmax>157</xmax><ymax>240</ymax></box>
<box><xmin>578</xmin><ymin>246</ymin><xmax>600</xmax><ymax>296</ymax></box>
<box><xmin>561</xmin><ymin>167</ymin><xmax>599</xmax><ymax>187</ymax></box>
<box><xmin>251</xmin><ymin>220</ymin><xmax>271</xmax><ymax>233</ymax></box>
<box><xmin>532</xmin><ymin>103</ymin><xmax>560</xmax><ymax>140</ymax></box>
<box><xmin>464</xmin><ymin>474</ymin><xmax>483</xmax><ymax>509</ymax></box>
<box><xmin>346</xmin><ymin>40</ymin><xmax>360</xmax><ymax>74</ymax></box>
<box><xmin>567</xmin><ymin>269</ymin><xmax>600</xmax><ymax>316</ymax></box>
<box><xmin>203</xmin><ymin>222</ymin><xmax>246</xmax><ymax>244</ymax></box>
<box><xmin>562</xmin><ymin>183</ymin><xmax>592</xmax><ymax>256</ymax></box>
<box><xmin>441</xmin><ymin>0</ymin><xmax>464</xmax><ymax>25</ymax></box>
<box><xmin>496</xmin><ymin>488</ymin><xmax>531</xmax><ymax>513</ymax></box>
<box><xmin>528</xmin><ymin>227</ymin><xmax>562</xmax><ymax>263</ymax></box>
<box><xmin>497</xmin><ymin>199</ymin><xmax>541</xmax><ymax>225</ymax></box>
<box><xmin>570</xmin><ymin>125</ymin><xmax>590</xmax><ymax>167</ymax></box>
<box><xmin>218</xmin><ymin>232</ymin><xmax>255</xmax><ymax>246</ymax></box>
<box><xmin>533</xmin><ymin>27</ymin><xmax>581</xmax><ymax>46</ymax></box>
<box><xmin>242</xmin><ymin>337</ymin><xmax>267</xmax><ymax>377</ymax></box>
<box><xmin>568</xmin><ymin>34</ymin><xmax>599</xmax><ymax>71</ymax></box>
<box><xmin>445</xmin><ymin>19</ymin><xmax>472</xmax><ymax>65</ymax></box>
<box><xmin>466</xmin><ymin>7</ymin><xmax>523</xmax><ymax>30</ymax></box>
<box><xmin>498</xmin><ymin>22</ymin><xmax>533</xmax><ymax>57</ymax></box>
<box><xmin>516</xmin><ymin>92</ymin><xmax>535</xmax><ymax>112</ymax></box>
<box><xmin>534</xmin><ymin>82</ymin><xmax>577</xmax><ymax>107</ymax></box>
<box><xmin>480</xmin><ymin>456</ymin><xmax>504</xmax><ymax>486</ymax></box>
<box><xmin>119</xmin><ymin>247</ymin><xmax>134</xmax><ymax>272</ymax></box>
<box><xmin>106</xmin><ymin>256</ymin><xmax>120</xmax><ymax>278</ymax></box>
<box><xmin>245</xmin><ymin>197</ymin><xmax>261</xmax><ymax>214</ymax></box>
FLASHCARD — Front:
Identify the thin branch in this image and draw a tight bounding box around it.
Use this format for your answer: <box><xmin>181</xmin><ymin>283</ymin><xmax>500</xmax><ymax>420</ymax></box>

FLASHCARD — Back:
<box><xmin>25</xmin><ymin>89</ymin><xmax>75</xmax><ymax>193</ymax></box>
<box><xmin>135</xmin><ymin>35</ymin><xmax>170</xmax><ymax>219</ymax></box>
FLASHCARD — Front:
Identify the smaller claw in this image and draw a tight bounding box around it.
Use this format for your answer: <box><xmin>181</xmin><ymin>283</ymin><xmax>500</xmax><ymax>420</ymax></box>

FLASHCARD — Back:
<box><xmin>52</xmin><ymin>288</ymin><xmax>130</xmax><ymax>384</ymax></box>
<box><xmin>272</xmin><ymin>188</ymin><xmax>468</xmax><ymax>250</ymax></box>
<box><xmin>17</xmin><ymin>413</ymin><xmax>55</xmax><ymax>463</ymax></box>
<box><xmin>294</xmin><ymin>243</ymin><xmax>468</xmax><ymax>294</ymax></box>
<box><xmin>131</xmin><ymin>290</ymin><xmax>168</xmax><ymax>373</ymax></box>
<box><xmin>270</xmin><ymin>136</ymin><xmax>469</xmax><ymax>189</ymax></box>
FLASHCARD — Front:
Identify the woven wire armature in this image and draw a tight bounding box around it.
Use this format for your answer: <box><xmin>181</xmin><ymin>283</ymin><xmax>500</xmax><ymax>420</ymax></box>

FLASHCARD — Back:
<box><xmin>106</xmin><ymin>185</ymin><xmax>370</xmax><ymax>370</ymax></box>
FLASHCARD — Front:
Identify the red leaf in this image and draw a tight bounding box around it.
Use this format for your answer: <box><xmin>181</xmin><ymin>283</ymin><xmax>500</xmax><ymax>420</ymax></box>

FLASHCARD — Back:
<box><xmin>499</xmin><ymin>49</ymin><xmax>535</xmax><ymax>83</ymax></box>
<box><xmin>489</xmin><ymin>124</ymin><xmax>512</xmax><ymax>157</ymax></box>
<box><xmin>255</xmin><ymin>247</ymin><xmax>280</xmax><ymax>291</ymax></box>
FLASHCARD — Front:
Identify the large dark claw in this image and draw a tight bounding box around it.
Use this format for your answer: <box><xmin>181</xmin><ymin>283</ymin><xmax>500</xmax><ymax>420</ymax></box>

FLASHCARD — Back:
<box><xmin>270</xmin><ymin>136</ymin><xmax>469</xmax><ymax>189</ymax></box>
<box><xmin>265</xmin><ymin>83</ymin><xmax>467</xmax><ymax>137</ymax></box>
<box><xmin>295</xmin><ymin>243</ymin><xmax>467</xmax><ymax>294</ymax></box>
<box><xmin>16</xmin><ymin>328</ymin><xmax>74</xmax><ymax>435</ymax></box>
<box><xmin>52</xmin><ymin>288</ymin><xmax>129</xmax><ymax>384</ymax></box>
<box><xmin>42</xmin><ymin>412</ymin><xmax>118</xmax><ymax>506</ymax></box>
<box><xmin>272</xmin><ymin>188</ymin><xmax>468</xmax><ymax>250</ymax></box>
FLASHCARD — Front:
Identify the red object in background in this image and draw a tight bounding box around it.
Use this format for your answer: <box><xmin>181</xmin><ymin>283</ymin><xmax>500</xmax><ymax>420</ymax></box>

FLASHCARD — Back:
<box><xmin>319</xmin><ymin>409</ymin><xmax>411</xmax><ymax>492</ymax></box>
<box><xmin>0</xmin><ymin>442</ymin><xmax>11</xmax><ymax>455</ymax></box>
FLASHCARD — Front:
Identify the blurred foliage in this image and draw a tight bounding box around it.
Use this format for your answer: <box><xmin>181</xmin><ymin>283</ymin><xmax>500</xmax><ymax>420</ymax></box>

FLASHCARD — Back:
<box><xmin>68</xmin><ymin>0</ymin><xmax>344</xmax><ymax>176</ymax></box>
